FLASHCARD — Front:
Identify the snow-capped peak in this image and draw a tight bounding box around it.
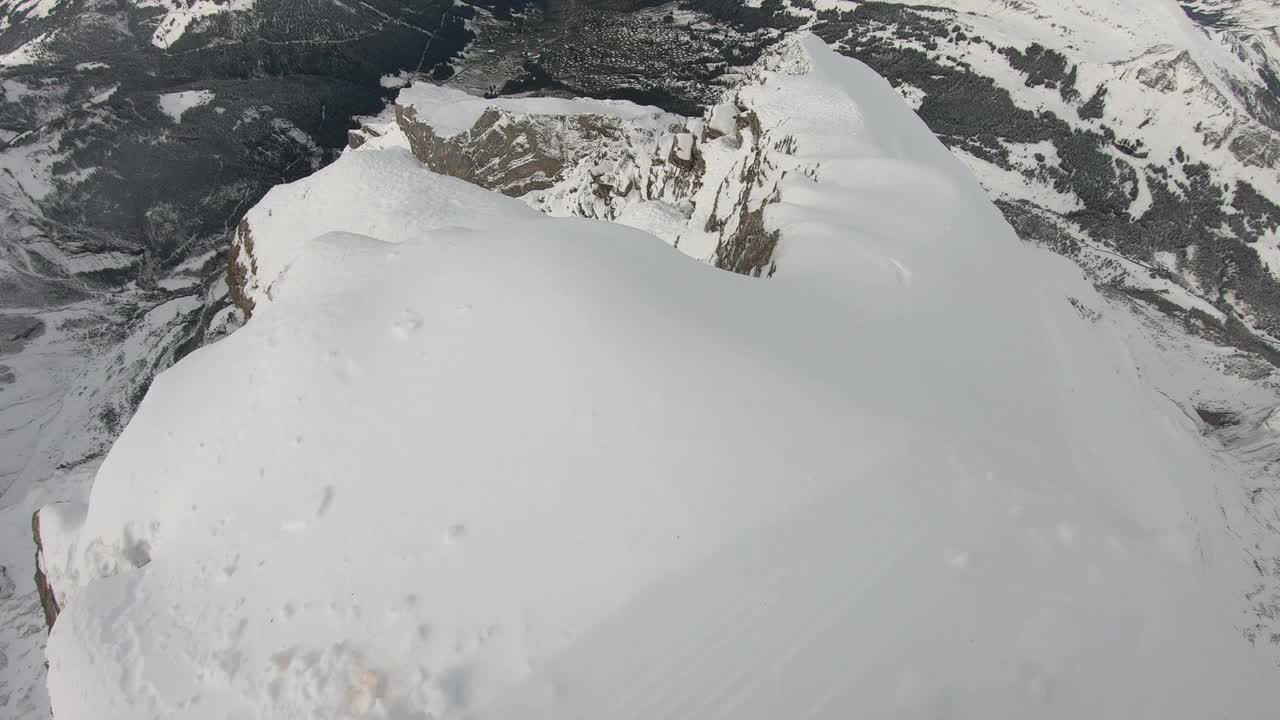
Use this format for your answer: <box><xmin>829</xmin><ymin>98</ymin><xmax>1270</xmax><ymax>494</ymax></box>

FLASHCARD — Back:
<box><xmin>41</xmin><ymin>35</ymin><xmax>1280</xmax><ymax>719</ymax></box>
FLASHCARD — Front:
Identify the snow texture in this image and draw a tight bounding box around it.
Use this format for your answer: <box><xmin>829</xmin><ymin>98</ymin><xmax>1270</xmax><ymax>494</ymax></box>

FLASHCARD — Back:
<box><xmin>138</xmin><ymin>0</ymin><xmax>255</xmax><ymax>49</ymax></box>
<box><xmin>396</xmin><ymin>83</ymin><xmax>676</xmax><ymax>139</ymax></box>
<box><xmin>43</xmin><ymin>35</ymin><xmax>1280</xmax><ymax>719</ymax></box>
<box><xmin>157</xmin><ymin>90</ymin><xmax>214</xmax><ymax>123</ymax></box>
<box><xmin>0</xmin><ymin>32</ymin><xmax>49</xmax><ymax>66</ymax></box>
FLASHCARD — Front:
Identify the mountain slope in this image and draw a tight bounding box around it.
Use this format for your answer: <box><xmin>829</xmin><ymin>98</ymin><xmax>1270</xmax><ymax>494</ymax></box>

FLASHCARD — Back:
<box><xmin>40</xmin><ymin>36</ymin><xmax>1280</xmax><ymax>718</ymax></box>
<box><xmin>7</xmin><ymin>0</ymin><xmax>1280</xmax><ymax>716</ymax></box>
<box><xmin>0</xmin><ymin>0</ymin><xmax>528</xmax><ymax>713</ymax></box>
<box><xmin>779</xmin><ymin>1</ymin><xmax>1280</xmax><ymax>339</ymax></box>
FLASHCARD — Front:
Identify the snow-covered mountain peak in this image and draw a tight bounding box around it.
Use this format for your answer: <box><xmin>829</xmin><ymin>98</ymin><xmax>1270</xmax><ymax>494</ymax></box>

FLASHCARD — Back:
<box><xmin>8</xmin><ymin>0</ymin><xmax>1280</xmax><ymax>715</ymax></box>
<box><xmin>39</xmin><ymin>34</ymin><xmax>1280</xmax><ymax>718</ymax></box>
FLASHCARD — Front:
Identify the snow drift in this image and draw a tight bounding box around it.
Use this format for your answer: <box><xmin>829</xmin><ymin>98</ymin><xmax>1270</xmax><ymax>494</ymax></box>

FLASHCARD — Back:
<box><xmin>42</xmin><ymin>35</ymin><xmax>1279</xmax><ymax>718</ymax></box>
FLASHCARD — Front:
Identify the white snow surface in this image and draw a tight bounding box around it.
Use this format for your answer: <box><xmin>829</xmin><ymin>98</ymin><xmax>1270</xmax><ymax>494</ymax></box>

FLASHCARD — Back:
<box><xmin>157</xmin><ymin>90</ymin><xmax>214</xmax><ymax>122</ymax></box>
<box><xmin>137</xmin><ymin>0</ymin><xmax>254</xmax><ymax>48</ymax></box>
<box><xmin>0</xmin><ymin>31</ymin><xmax>49</xmax><ymax>66</ymax></box>
<box><xmin>785</xmin><ymin>0</ymin><xmax>1280</xmax><ymax>338</ymax></box>
<box><xmin>45</xmin><ymin>36</ymin><xmax>1280</xmax><ymax>719</ymax></box>
<box><xmin>232</xmin><ymin>149</ymin><xmax>524</xmax><ymax>308</ymax></box>
<box><xmin>396</xmin><ymin>83</ymin><xmax>677</xmax><ymax>138</ymax></box>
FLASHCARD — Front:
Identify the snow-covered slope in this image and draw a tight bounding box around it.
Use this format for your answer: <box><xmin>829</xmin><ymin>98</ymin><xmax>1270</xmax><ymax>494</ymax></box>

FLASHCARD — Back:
<box><xmin>340</xmin><ymin>55</ymin><xmax>818</xmax><ymax>277</ymax></box>
<box><xmin>354</xmin><ymin>16</ymin><xmax>1280</xmax><ymax>665</ymax></box>
<box><xmin>6</xmin><ymin>0</ymin><xmax>750</xmax><ymax>711</ymax></box>
<box><xmin>784</xmin><ymin>0</ymin><xmax>1280</xmax><ymax>342</ymax></box>
<box><xmin>42</xmin><ymin>36</ymin><xmax>1280</xmax><ymax>718</ymax></box>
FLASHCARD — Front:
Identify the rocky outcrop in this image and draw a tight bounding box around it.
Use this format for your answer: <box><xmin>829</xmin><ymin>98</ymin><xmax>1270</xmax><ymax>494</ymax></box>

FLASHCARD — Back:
<box><xmin>383</xmin><ymin>75</ymin><xmax>812</xmax><ymax>277</ymax></box>
<box><xmin>378</xmin><ymin>83</ymin><xmax>809</xmax><ymax>279</ymax></box>
<box><xmin>529</xmin><ymin>98</ymin><xmax>795</xmax><ymax>274</ymax></box>
<box><xmin>227</xmin><ymin>219</ymin><xmax>258</xmax><ymax>320</ymax></box>
<box><xmin>704</xmin><ymin>111</ymin><xmax>788</xmax><ymax>278</ymax></box>
<box><xmin>395</xmin><ymin>103</ymin><xmax>665</xmax><ymax>197</ymax></box>
<box><xmin>347</xmin><ymin>125</ymin><xmax>382</xmax><ymax>150</ymax></box>
<box><xmin>31</xmin><ymin>510</ymin><xmax>59</xmax><ymax>630</ymax></box>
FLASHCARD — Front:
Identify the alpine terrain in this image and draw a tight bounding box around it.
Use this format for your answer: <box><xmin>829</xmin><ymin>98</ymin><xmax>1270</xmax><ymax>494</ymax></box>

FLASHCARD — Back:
<box><xmin>1</xmin><ymin>0</ymin><xmax>1279</xmax><ymax>718</ymax></box>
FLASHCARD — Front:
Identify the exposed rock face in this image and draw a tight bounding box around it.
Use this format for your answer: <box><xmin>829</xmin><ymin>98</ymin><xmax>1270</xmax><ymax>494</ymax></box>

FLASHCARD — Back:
<box><xmin>377</xmin><ymin>83</ymin><xmax>804</xmax><ymax>279</ymax></box>
<box><xmin>30</xmin><ymin>512</ymin><xmax>58</xmax><ymax>631</ymax></box>
<box><xmin>227</xmin><ymin>220</ymin><xmax>259</xmax><ymax>319</ymax></box>
<box><xmin>231</xmin><ymin>62</ymin><xmax>805</xmax><ymax>304</ymax></box>
<box><xmin>705</xmin><ymin>110</ymin><xmax>784</xmax><ymax>278</ymax></box>
<box><xmin>395</xmin><ymin>104</ymin><xmax>631</xmax><ymax>196</ymax></box>
<box><xmin>519</xmin><ymin>94</ymin><xmax>805</xmax><ymax>279</ymax></box>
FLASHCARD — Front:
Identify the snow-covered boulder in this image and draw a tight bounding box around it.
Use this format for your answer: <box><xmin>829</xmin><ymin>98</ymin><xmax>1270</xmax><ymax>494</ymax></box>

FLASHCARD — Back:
<box><xmin>44</xmin><ymin>35</ymin><xmax>1280</xmax><ymax>719</ymax></box>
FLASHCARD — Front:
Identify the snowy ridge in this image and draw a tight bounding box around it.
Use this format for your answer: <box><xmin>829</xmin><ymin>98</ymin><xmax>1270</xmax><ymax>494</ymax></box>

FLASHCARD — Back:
<box><xmin>523</xmin><ymin>87</ymin><xmax>802</xmax><ymax>273</ymax></box>
<box><xmin>347</xmin><ymin>55</ymin><xmax>818</xmax><ymax>275</ymax></box>
<box><xmin>785</xmin><ymin>0</ymin><xmax>1280</xmax><ymax>355</ymax></box>
<box><xmin>0</xmin><ymin>0</ymin><xmax>519</xmax><ymax>714</ymax></box>
<box><xmin>42</xmin><ymin>35</ymin><xmax>1280</xmax><ymax>718</ymax></box>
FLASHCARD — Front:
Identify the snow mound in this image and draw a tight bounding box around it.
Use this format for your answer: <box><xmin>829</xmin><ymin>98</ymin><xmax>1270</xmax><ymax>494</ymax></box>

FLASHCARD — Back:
<box><xmin>228</xmin><ymin>149</ymin><xmax>529</xmax><ymax>310</ymax></box>
<box><xmin>45</xmin><ymin>35</ymin><xmax>1280</xmax><ymax>719</ymax></box>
